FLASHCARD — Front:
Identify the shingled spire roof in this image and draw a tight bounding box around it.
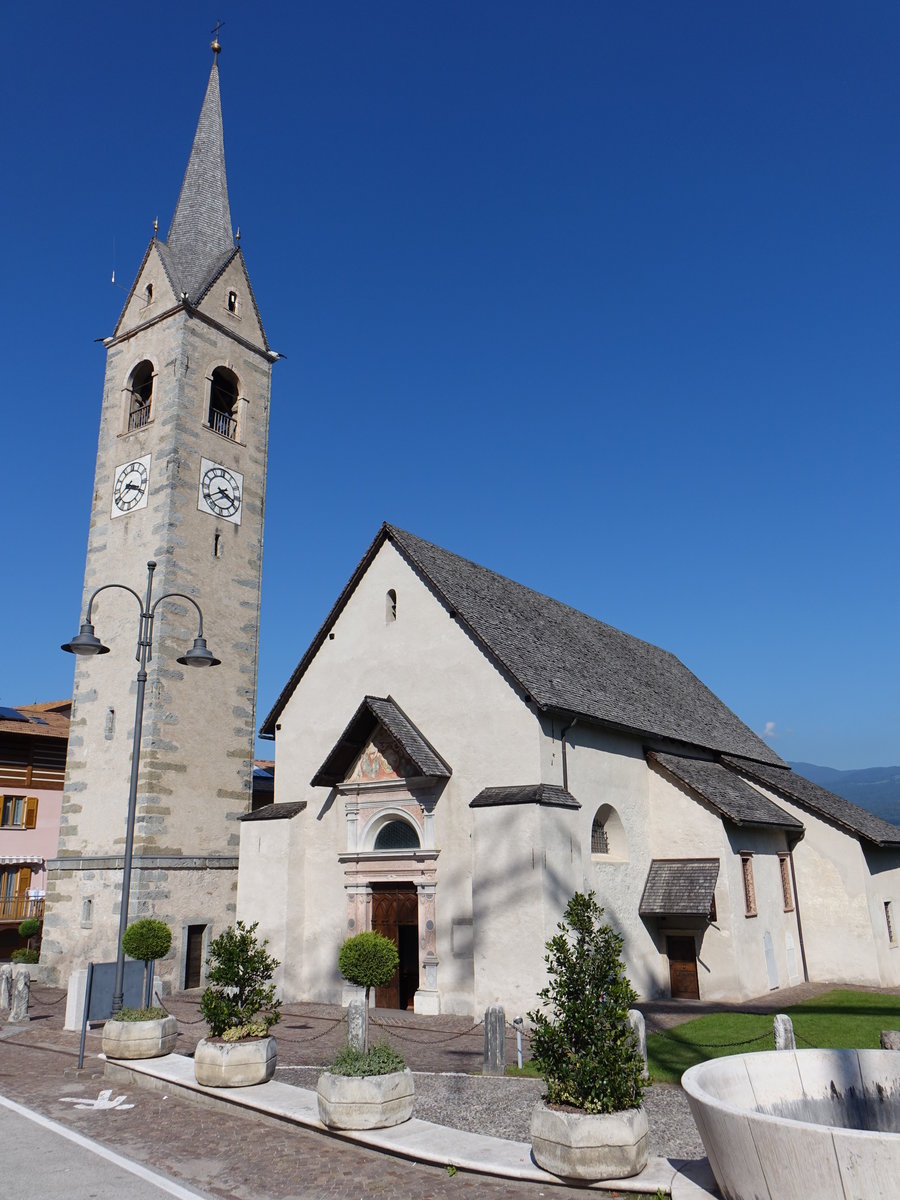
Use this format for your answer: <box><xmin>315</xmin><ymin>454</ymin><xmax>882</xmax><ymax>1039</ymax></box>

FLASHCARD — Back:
<box><xmin>162</xmin><ymin>58</ymin><xmax>234</xmax><ymax>302</ymax></box>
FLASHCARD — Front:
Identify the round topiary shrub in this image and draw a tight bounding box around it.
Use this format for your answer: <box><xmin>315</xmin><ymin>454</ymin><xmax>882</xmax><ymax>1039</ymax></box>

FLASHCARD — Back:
<box><xmin>338</xmin><ymin>931</ymin><xmax>399</xmax><ymax>997</ymax></box>
<box><xmin>122</xmin><ymin>918</ymin><xmax>172</xmax><ymax>963</ymax></box>
<box><xmin>18</xmin><ymin>918</ymin><xmax>41</xmax><ymax>941</ymax></box>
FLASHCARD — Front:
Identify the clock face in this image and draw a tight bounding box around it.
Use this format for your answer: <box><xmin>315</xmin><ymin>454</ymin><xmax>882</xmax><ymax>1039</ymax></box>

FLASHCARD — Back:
<box><xmin>111</xmin><ymin>455</ymin><xmax>151</xmax><ymax>517</ymax></box>
<box><xmin>199</xmin><ymin>458</ymin><xmax>243</xmax><ymax>525</ymax></box>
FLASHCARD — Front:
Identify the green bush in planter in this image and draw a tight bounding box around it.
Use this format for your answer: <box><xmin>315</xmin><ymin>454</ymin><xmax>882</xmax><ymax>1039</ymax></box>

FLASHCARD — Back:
<box><xmin>329</xmin><ymin>1041</ymin><xmax>406</xmax><ymax>1077</ymax></box>
<box><xmin>18</xmin><ymin>918</ymin><xmax>41</xmax><ymax>942</ymax></box>
<box><xmin>121</xmin><ymin>918</ymin><xmax>172</xmax><ymax>1009</ymax></box>
<box><xmin>337</xmin><ymin>931</ymin><xmax>399</xmax><ymax>1052</ymax></box>
<box><xmin>114</xmin><ymin>1007</ymin><xmax>167</xmax><ymax>1022</ymax></box>
<box><xmin>528</xmin><ymin>890</ymin><xmax>646</xmax><ymax>1115</ymax></box>
<box><xmin>200</xmin><ymin>921</ymin><xmax>281</xmax><ymax>1038</ymax></box>
<box><xmin>11</xmin><ymin>948</ymin><xmax>39</xmax><ymax>964</ymax></box>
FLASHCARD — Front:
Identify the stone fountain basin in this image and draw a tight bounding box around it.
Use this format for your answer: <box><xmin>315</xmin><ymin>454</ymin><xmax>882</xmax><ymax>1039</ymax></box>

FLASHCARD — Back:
<box><xmin>681</xmin><ymin>1048</ymin><xmax>900</xmax><ymax>1200</ymax></box>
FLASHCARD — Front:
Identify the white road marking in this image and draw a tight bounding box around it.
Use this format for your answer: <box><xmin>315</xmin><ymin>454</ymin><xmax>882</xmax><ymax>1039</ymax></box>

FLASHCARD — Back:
<box><xmin>0</xmin><ymin>1092</ymin><xmax>211</xmax><ymax>1200</ymax></box>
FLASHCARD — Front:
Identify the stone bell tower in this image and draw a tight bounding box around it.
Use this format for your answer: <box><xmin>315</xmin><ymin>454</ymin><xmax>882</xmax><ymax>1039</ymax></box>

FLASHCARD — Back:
<box><xmin>43</xmin><ymin>43</ymin><xmax>277</xmax><ymax>991</ymax></box>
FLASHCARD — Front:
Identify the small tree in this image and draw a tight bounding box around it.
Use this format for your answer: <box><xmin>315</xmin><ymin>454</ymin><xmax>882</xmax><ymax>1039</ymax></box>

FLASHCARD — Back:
<box><xmin>528</xmin><ymin>891</ymin><xmax>646</xmax><ymax>1115</ymax></box>
<box><xmin>200</xmin><ymin>921</ymin><xmax>281</xmax><ymax>1038</ymax></box>
<box><xmin>338</xmin><ymin>931</ymin><xmax>399</xmax><ymax>1052</ymax></box>
<box><xmin>121</xmin><ymin>918</ymin><xmax>172</xmax><ymax>1009</ymax></box>
<box><xmin>18</xmin><ymin>917</ymin><xmax>41</xmax><ymax>951</ymax></box>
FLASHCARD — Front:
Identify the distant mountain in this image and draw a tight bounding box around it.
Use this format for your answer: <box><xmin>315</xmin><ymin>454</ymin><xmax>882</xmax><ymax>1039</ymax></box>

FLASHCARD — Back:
<box><xmin>788</xmin><ymin>762</ymin><xmax>900</xmax><ymax>828</ymax></box>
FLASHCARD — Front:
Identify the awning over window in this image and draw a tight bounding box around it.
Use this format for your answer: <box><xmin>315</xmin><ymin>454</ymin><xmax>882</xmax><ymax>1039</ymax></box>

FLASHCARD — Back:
<box><xmin>0</xmin><ymin>855</ymin><xmax>43</xmax><ymax>866</ymax></box>
<box><xmin>639</xmin><ymin>859</ymin><xmax>719</xmax><ymax>917</ymax></box>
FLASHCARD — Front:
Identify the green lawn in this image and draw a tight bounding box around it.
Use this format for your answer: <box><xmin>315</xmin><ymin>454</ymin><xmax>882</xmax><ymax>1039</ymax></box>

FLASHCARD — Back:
<box><xmin>506</xmin><ymin>991</ymin><xmax>900</xmax><ymax>1086</ymax></box>
<box><xmin>646</xmin><ymin>990</ymin><xmax>900</xmax><ymax>1084</ymax></box>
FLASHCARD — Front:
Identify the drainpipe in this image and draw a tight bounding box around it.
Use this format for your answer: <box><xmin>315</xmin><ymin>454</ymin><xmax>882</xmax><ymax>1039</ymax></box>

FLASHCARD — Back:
<box><xmin>560</xmin><ymin>718</ymin><xmax>579</xmax><ymax>792</ymax></box>
<box><xmin>787</xmin><ymin>834</ymin><xmax>809</xmax><ymax>983</ymax></box>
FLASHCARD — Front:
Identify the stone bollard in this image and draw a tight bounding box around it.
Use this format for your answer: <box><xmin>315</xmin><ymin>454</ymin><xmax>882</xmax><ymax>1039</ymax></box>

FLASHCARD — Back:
<box><xmin>628</xmin><ymin>1009</ymin><xmax>649</xmax><ymax>1079</ymax></box>
<box><xmin>8</xmin><ymin>965</ymin><xmax>30</xmax><ymax>1024</ymax></box>
<box><xmin>881</xmin><ymin>1030</ymin><xmax>900</xmax><ymax>1050</ymax></box>
<box><xmin>774</xmin><ymin>1013</ymin><xmax>795</xmax><ymax>1050</ymax></box>
<box><xmin>347</xmin><ymin>998</ymin><xmax>367</xmax><ymax>1052</ymax></box>
<box><xmin>483</xmin><ymin>1005</ymin><xmax>506</xmax><ymax>1076</ymax></box>
<box><xmin>0</xmin><ymin>963</ymin><xmax>11</xmax><ymax>1012</ymax></box>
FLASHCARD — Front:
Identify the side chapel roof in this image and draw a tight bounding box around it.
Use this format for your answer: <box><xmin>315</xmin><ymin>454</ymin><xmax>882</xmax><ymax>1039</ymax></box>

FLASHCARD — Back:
<box><xmin>262</xmin><ymin>524</ymin><xmax>783</xmax><ymax>767</ymax></box>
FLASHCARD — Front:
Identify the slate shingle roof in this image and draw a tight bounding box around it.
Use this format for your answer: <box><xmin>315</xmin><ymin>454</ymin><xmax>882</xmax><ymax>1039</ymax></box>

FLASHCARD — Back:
<box><xmin>470</xmin><ymin>784</ymin><xmax>580</xmax><ymax>809</ymax></box>
<box><xmin>648</xmin><ymin>752</ymin><xmax>803</xmax><ymax>831</ymax></box>
<box><xmin>262</xmin><ymin>525</ymin><xmax>783</xmax><ymax>767</ymax></box>
<box><xmin>311</xmin><ymin>695</ymin><xmax>451</xmax><ymax>789</ymax></box>
<box><xmin>240</xmin><ymin>802</ymin><xmax>307</xmax><ymax>822</ymax></box>
<box><xmin>639</xmin><ymin>859</ymin><xmax>720</xmax><ymax>916</ymax></box>
<box><xmin>723</xmin><ymin>758</ymin><xmax>900</xmax><ymax>848</ymax></box>
<box><xmin>165</xmin><ymin>61</ymin><xmax>234</xmax><ymax>302</ymax></box>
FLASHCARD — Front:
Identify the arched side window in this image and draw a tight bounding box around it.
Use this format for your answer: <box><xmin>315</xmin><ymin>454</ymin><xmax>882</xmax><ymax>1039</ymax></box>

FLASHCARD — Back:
<box><xmin>128</xmin><ymin>360</ymin><xmax>154</xmax><ymax>431</ymax></box>
<box><xmin>373</xmin><ymin>819</ymin><xmax>420</xmax><ymax>851</ymax></box>
<box><xmin>386</xmin><ymin>589</ymin><xmax>397</xmax><ymax>623</ymax></box>
<box><xmin>589</xmin><ymin>804</ymin><xmax>628</xmax><ymax>861</ymax></box>
<box><xmin>591</xmin><ymin>812</ymin><xmax>609</xmax><ymax>854</ymax></box>
<box><xmin>208</xmin><ymin>367</ymin><xmax>239</xmax><ymax>439</ymax></box>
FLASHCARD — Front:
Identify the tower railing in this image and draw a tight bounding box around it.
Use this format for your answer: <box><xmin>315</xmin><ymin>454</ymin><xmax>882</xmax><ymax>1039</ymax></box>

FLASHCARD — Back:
<box><xmin>210</xmin><ymin>409</ymin><xmax>237</xmax><ymax>439</ymax></box>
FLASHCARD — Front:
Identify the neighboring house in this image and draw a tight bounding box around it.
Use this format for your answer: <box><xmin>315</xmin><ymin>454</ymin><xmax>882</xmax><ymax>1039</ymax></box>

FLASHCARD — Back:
<box><xmin>0</xmin><ymin>702</ymin><xmax>69</xmax><ymax>959</ymax></box>
<box><xmin>237</xmin><ymin>525</ymin><xmax>900</xmax><ymax>1016</ymax></box>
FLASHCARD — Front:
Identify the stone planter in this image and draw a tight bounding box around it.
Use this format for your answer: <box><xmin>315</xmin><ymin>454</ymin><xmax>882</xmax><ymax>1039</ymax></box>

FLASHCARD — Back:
<box><xmin>316</xmin><ymin>1069</ymin><xmax>415</xmax><ymax>1130</ymax></box>
<box><xmin>530</xmin><ymin>1100</ymin><xmax>649</xmax><ymax>1180</ymax></box>
<box><xmin>102</xmin><ymin>1015</ymin><xmax>178</xmax><ymax>1060</ymax></box>
<box><xmin>193</xmin><ymin>1036</ymin><xmax>277</xmax><ymax>1088</ymax></box>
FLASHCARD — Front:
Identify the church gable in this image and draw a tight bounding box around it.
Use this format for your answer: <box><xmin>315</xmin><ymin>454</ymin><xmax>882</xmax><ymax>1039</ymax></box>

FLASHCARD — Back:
<box><xmin>113</xmin><ymin>241</ymin><xmax>179</xmax><ymax>337</ymax></box>
<box><xmin>311</xmin><ymin>695</ymin><xmax>451</xmax><ymax>789</ymax></box>
<box><xmin>195</xmin><ymin>252</ymin><xmax>268</xmax><ymax>352</ymax></box>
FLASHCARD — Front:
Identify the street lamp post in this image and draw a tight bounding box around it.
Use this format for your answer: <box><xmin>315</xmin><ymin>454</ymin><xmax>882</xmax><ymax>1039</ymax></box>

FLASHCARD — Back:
<box><xmin>62</xmin><ymin>560</ymin><xmax>221</xmax><ymax>1012</ymax></box>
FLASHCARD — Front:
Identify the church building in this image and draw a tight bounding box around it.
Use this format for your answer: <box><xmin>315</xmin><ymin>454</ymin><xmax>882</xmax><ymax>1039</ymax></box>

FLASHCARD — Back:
<box><xmin>42</xmin><ymin>44</ymin><xmax>277</xmax><ymax>991</ymax></box>
<box><xmin>238</xmin><ymin>524</ymin><xmax>900</xmax><ymax>1015</ymax></box>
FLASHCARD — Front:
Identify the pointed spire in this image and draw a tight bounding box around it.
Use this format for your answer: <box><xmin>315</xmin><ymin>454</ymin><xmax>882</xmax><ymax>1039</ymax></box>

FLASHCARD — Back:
<box><xmin>165</xmin><ymin>59</ymin><xmax>234</xmax><ymax>301</ymax></box>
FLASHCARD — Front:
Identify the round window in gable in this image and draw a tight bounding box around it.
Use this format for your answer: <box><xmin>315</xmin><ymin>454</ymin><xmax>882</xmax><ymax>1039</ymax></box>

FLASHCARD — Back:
<box><xmin>373</xmin><ymin>819</ymin><xmax>420</xmax><ymax>851</ymax></box>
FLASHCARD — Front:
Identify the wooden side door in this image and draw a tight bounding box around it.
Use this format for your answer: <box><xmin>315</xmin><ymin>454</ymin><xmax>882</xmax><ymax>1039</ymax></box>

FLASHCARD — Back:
<box><xmin>667</xmin><ymin>935</ymin><xmax>700</xmax><ymax>999</ymax></box>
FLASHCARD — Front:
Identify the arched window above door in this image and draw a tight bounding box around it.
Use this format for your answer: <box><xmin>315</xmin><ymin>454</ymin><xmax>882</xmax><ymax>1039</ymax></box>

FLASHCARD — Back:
<box><xmin>373</xmin><ymin>818</ymin><xmax>420</xmax><ymax>851</ymax></box>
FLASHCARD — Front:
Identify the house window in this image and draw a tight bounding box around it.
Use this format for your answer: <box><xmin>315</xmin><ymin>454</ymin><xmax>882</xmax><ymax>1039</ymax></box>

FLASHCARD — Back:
<box><xmin>886</xmin><ymin>901</ymin><xmax>897</xmax><ymax>947</ymax></box>
<box><xmin>0</xmin><ymin>866</ymin><xmax>31</xmax><ymax>920</ymax></box>
<box><xmin>208</xmin><ymin>367</ymin><xmax>239</xmax><ymax>439</ymax></box>
<box><xmin>1</xmin><ymin>795</ymin><xmax>36</xmax><ymax>829</ymax></box>
<box><xmin>373</xmin><ymin>819</ymin><xmax>420</xmax><ymax>851</ymax></box>
<box><xmin>740</xmin><ymin>854</ymin><xmax>757</xmax><ymax>917</ymax></box>
<box><xmin>127</xmin><ymin>360</ymin><xmax>154</xmax><ymax>431</ymax></box>
<box><xmin>591</xmin><ymin>812</ymin><xmax>609</xmax><ymax>854</ymax></box>
<box><xmin>386</xmin><ymin>589</ymin><xmax>397</xmax><ymax>623</ymax></box>
<box><xmin>779</xmin><ymin>855</ymin><xmax>794</xmax><ymax>911</ymax></box>
<box><xmin>227</xmin><ymin>289</ymin><xmax>238</xmax><ymax>314</ymax></box>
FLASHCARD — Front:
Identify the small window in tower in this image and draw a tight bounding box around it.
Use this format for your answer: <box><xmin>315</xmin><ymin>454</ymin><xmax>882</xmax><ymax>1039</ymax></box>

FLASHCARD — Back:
<box><xmin>214</xmin><ymin>532</ymin><xmax>223</xmax><ymax>558</ymax></box>
<box><xmin>144</xmin><ymin>282</ymin><xmax>154</xmax><ymax>305</ymax></box>
<box><xmin>127</xmin><ymin>360</ymin><xmax>154</xmax><ymax>431</ymax></box>
<box><xmin>227</xmin><ymin>290</ymin><xmax>239</xmax><ymax>314</ymax></box>
<box><xmin>208</xmin><ymin>367</ymin><xmax>239</xmax><ymax>439</ymax></box>
<box><xmin>386</xmin><ymin>589</ymin><xmax>397</xmax><ymax>623</ymax></box>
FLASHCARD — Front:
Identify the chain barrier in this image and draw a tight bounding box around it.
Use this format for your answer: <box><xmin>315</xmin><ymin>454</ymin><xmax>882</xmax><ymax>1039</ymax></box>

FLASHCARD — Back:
<box><xmin>794</xmin><ymin>1029</ymin><xmax>818</xmax><ymax>1048</ymax></box>
<box><xmin>274</xmin><ymin>1016</ymin><xmax>346</xmax><ymax>1045</ymax></box>
<box><xmin>652</xmin><ymin>1027</ymin><xmax>774</xmax><ymax>1050</ymax></box>
<box><xmin>369</xmin><ymin>1018</ymin><xmax>483</xmax><ymax>1046</ymax></box>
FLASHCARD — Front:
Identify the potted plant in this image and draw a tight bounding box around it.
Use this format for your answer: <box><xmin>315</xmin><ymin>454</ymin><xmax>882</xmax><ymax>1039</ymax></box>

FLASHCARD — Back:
<box><xmin>194</xmin><ymin>921</ymin><xmax>281</xmax><ymax>1088</ymax></box>
<box><xmin>102</xmin><ymin>919</ymin><xmax>177</xmax><ymax>1060</ymax></box>
<box><xmin>10</xmin><ymin>916</ymin><xmax>41</xmax><ymax>965</ymax></box>
<box><xmin>528</xmin><ymin>891</ymin><xmax>648</xmax><ymax>1181</ymax></box>
<box><xmin>316</xmin><ymin>931</ymin><xmax>414</xmax><ymax>1129</ymax></box>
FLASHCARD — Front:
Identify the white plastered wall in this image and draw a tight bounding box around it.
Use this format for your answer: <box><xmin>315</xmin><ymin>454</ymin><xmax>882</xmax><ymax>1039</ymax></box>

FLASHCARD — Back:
<box><xmin>259</xmin><ymin>539</ymin><xmax>541</xmax><ymax>1015</ymax></box>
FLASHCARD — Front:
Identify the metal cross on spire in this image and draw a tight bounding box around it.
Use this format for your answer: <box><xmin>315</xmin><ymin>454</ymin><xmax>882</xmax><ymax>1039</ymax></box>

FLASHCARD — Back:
<box><xmin>211</xmin><ymin>19</ymin><xmax>225</xmax><ymax>55</ymax></box>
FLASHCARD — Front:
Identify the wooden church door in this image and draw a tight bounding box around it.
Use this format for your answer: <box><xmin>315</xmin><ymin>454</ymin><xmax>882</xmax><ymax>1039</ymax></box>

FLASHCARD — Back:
<box><xmin>371</xmin><ymin>883</ymin><xmax>419</xmax><ymax>1009</ymax></box>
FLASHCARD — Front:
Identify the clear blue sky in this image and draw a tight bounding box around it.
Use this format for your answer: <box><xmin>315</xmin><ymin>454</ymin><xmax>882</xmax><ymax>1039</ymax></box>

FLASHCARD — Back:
<box><xmin>2</xmin><ymin>3</ymin><xmax>898</xmax><ymax>769</ymax></box>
